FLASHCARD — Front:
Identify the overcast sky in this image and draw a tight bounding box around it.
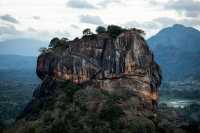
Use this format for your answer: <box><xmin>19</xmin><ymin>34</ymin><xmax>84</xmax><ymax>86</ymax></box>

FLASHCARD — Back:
<box><xmin>0</xmin><ymin>0</ymin><xmax>200</xmax><ymax>41</ymax></box>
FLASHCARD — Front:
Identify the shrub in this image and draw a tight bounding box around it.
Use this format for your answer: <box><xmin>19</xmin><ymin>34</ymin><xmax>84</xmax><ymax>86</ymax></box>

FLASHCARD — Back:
<box><xmin>100</xmin><ymin>104</ymin><xmax>124</xmax><ymax>122</ymax></box>
<box><xmin>83</xmin><ymin>28</ymin><xmax>93</xmax><ymax>36</ymax></box>
<box><xmin>48</xmin><ymin>37</ymin><xmax>69</xmax><ymax>49</ymax></box>
<box><xmin>42</xmin><ymin>111</ymin><xmax>53</xmax><ymax>123</ymax></box>
<box><xmin>107</xmin><ymin>25</ymin><xmax>125</xmax><ymax>38</ymax></box>
<box><xmin>39</xmin><ymin>47</ymin><xmax>48</xmax><ymax>53</ymax></box>
<box><xmin>130</xmin><ymin>28</ymin><xmax>146</xmax><ymax>36</ymax></box>
<box><xmin>127</xmin><ymin>116</ymin><xmax>156</xmax><ymax>133</ymax></box>
<box><xmin>96</xmin><ymin>26</ymin><xmax>106</xmax><ymax>34</ymax></box>
<box><xmin>49</xmin><ymin>37</ymin><xmax>60</xmax><ymax>48</ymax></box>
<box><xmin>49</xmin><ymin>119</ymin><xmax>66</xmax><ymax>133</ymax></box>
<box><xmin>59</xmin><ymin>80</ymin><xmax>81</xmax><ymax>102</ymax></box>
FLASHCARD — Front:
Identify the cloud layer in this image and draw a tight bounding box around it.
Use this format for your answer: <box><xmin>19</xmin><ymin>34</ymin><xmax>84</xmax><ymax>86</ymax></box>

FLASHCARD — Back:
<box><xmin>79</xmin><ymin>15</ymin><xmax>104</xmax><ymax>25</ymax></box>
<box><xmin>164</xmin><ymin>0</ymin><xmax>200</xmax><ymax>18</ymax></box>
<box><xmin>0</xmin><ymin>14</ymin><xmax>19</xmax><ymax>24</ymax></box>
<box><xmin>0</xmin><ymin>0</ymin><xmax>200</xmax><ymax>41</ymax></box>
<box><xmin>67</xmin><ymin>0</ymin><xmax>96</xmax><ymax>9</ymax></box>
<box><xmin>98</xmin><ymin>0</ymin><xmax>122</xmax><ymax>8</ymax></box>
<box><xmin>0</xmin><ymin>25</ymin><xmax>20</xmax><ymax>35</ymax></box>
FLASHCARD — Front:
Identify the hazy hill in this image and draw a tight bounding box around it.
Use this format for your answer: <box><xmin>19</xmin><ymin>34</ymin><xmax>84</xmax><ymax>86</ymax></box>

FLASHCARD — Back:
<box><xmin>0</xmin><ymin>38</ymin><xmax>48</xmax><ymax>56</ymax></box>
<box><xmin>0</xmin><ymin>55</ymin><xmax>36</xmax><ymax>70</ymax></box>
<box><xmin>148</xmin><ymin>24</ymin><xmax>200</xmax><ymax>81</ymax></box>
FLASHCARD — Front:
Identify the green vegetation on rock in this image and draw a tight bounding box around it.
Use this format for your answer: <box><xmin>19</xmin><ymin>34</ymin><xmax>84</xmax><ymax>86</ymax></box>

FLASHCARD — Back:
<box><xmin>4</xmin><ymin>78</ymin><xmax>158</xmax><ymax>133</ymax></box>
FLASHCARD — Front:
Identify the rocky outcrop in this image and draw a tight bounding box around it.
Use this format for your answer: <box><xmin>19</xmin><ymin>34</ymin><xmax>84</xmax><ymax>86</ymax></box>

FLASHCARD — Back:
<box><xmin>5</xmin><ymin>29</ymin><xmax>199</xmax><ymax>133</ymax></box>
<box><xmin>36</xmin><ymin>30</ymin><xmax>161</xmax><ymax>110</ymax></box>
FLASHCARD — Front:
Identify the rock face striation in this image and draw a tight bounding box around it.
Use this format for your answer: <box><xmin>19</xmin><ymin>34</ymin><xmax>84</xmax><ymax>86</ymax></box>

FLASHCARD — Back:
<box><xmin>36</xmin><ymin>30</ymin><xmax>161</xmax><ymax>110</ymax></box>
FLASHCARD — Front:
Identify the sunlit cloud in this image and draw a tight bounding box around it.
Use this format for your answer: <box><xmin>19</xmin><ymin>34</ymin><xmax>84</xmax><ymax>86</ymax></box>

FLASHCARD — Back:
<box><xmin>0</xmin><ymin>0</ymin><xmax>199</xmax><ymax>41</ymax></box>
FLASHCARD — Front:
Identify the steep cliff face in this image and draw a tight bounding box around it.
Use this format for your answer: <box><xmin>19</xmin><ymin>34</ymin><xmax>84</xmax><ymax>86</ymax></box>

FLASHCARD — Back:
<box><xmin>4</xmin><ymin>29</ymin><xmax>198</xmax><ymax>133</ymax></box>
<box><xmin>36</xmin><ymin>30</ymin><xmax>161</xmax><ymax>110</ymax></box>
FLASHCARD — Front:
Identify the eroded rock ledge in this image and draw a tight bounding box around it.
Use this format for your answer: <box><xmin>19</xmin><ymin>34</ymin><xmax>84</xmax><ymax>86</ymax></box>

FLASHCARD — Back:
<box><xmin>36</xmin><ymin>30</ymin><xmax>161</xmax><ymax>110</ymax></box>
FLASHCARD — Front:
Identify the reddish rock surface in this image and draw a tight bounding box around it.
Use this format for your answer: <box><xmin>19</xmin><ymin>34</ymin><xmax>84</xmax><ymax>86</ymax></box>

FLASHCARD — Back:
<box><xmin>36</xmin><ymin>30</ymin><xmax>161</xmax><ymax>110</ymax></box>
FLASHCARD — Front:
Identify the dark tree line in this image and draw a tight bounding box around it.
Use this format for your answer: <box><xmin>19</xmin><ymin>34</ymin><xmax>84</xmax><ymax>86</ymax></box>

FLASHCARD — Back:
<box><xmin>84</xmin><ymin>25</ymin><xmax>145</xmax><ymax>38</ymax></box>
<box><xmin>39</xmin><ymin>25</ymin><xmax>145</xmax><ymax>53</ymax></box>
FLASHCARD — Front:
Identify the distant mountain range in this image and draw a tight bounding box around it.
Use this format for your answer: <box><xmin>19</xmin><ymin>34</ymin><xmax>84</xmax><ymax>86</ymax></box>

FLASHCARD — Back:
<box><xmin>0</xmin><ymin>55</ymin><xmax>36</xmax><ymax>70</ymax></box>
<box><xmin>0</xmin><ymin>38</ymin><xmax>48</xmax><ymax>56</ymax></box>
<box><xmin>148</xmin><ymin>24</ymin><xmax>200</xmax><ymax>81</ymax></box>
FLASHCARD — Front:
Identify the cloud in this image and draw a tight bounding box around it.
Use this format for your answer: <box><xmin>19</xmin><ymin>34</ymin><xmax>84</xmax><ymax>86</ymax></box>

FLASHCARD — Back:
<box><xmin>0</xmin><ymin>25</ymin><xmax>22</xmax><ymax>41</ymax></box>
<box><xmin>27</xmin><ymin>27</ymin><xmax>37</xmax><ymax>32</ymax></box>
<box><xmin>33</xmin><ymin>16</ymin><xmax>40</xmax><ymax>20</ymax></box>
<box><xmin>79</xmin><ymin>15</ymin><xmax>104</xmax><ymax>25</ymax></box>
<box><xmin>0</xmin><ymin>24</ymin><xmax>71</xmax><ymax>42</ymax></box>
<box><xmin>124</xmin><ymin>20</ymin><xmax>160</xmax><ymax>38</ymax></box>
<box><xmin>55</xmin><ymin>30</ymin><xmax>71</xmax><ymax>38</ymax></box>
<box><xmin>123</xmin><ymin>17</ymin><xmax>200</xmax><ymax>38</ymax></box>
<box><xmin>124</xmin><ymin>21</ymin><xmax>159</xmax><ymax>29</ymax></box>
<box><xmin>0</xmin><ymin>25</ymin><xmax>21</xmax><ymax>35</ymax></box>
<box><xmin>67</xmin><ymin>0</ymin><xmax>96</xmax><ymax>9</ymax></box>
<box><xmin>164</xmin><ymin>0</ymin><xmax>200</xmax><ymax>18</ymax></box>
<box><xmin>179</xmin><ymin>19</ymin><xmax>200</xmax><ymax>27</ymax></box>
<box><xmin>153</xmin><ymin>17</ymin><xmax>177</xmax><ymax>26</ymax></box>
<box><xmin>98</xmin><ymin>0</ymin><xmax>122</xmax><ymax>8</ymax></box>
<box><xmin>0</xmin><ymin>14</ymin><xmax>19</xmax><ymax>24</ymax></box>
<box><xmin>70</xmin><ymin>24</ymin><xmax>79</xmax><ymax>29</ymax></box>
<box><xmin>184</xmin><ymin>11</ymin><xmax>200</xmax><ymax>18</ymax></box>
<box><xmin>153</xmin><ymin>17</ymin><xmax>200</xmax><ymax>27</ymax></box>
<box><xmin>148</xmin><ymin>0</ymin><xmax>161</xmax><ymax>6</ymax></box>
<box><xmin>24</xmin><ymin>28</ymin><xmax>71</xmax><ymax>41</ymax></box>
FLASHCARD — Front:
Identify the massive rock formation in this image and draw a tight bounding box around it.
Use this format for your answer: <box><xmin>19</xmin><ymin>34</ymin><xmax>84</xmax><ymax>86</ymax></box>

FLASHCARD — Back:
<box><xmin>36</xmin><ymin>30</ymin><xmax>161</xmax><ymax>110</ymax></box>
<box><xmin>5</xmin><ymin>29</ymin><xmax>197</xmax><ymax>133</ymax></box>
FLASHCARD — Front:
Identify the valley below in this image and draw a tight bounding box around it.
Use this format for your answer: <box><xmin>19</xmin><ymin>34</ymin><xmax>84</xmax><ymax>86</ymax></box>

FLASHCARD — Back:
<box><xmin>0</xmin><ymin>59</ymin><xmax>40</xmax><ymax>125</ymax></box>
<box><xmin>160</xmin><ymin>80</ymin><xmax>200</xmax><ymax>108</ymax></box>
